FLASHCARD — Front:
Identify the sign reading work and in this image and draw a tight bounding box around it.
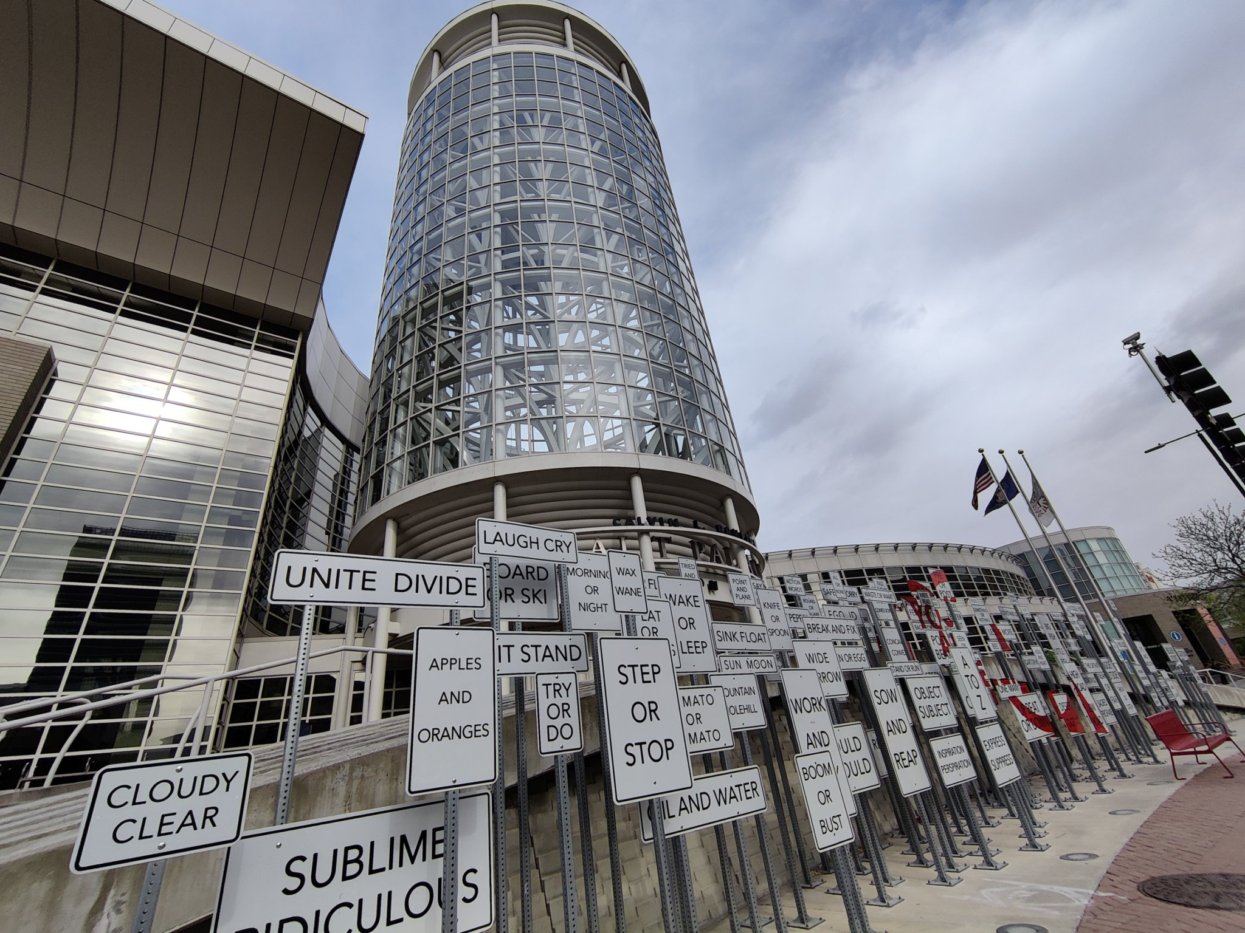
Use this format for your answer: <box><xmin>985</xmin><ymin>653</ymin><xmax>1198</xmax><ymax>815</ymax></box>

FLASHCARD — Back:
<box><xmin>213</xmin><ymin>794</ymin><xmax>493</xmax><ymax>933</ymax></box>
<box><xmin>536</xmin><ymin>673</ymin><xmax>583</xmax><ymax>756</ymax></box>
<box><xmin>475</xmin><ymin>518</ymin><xmax>578</xmax><ymax>563</ymax></box>
<box><xmin>408</xmin><ymin>627</ymin><xmax>496</xmax><ymax>795</ymax></box>
<box><xmin>780</xmin><ymin>669</ymin><xmax>835</xmax><ymax>754</ymax></box>
<box><xmin>72</xmin><ymin>753</ymin><xmax>251</xmax><ymax>874</ymax></box>
<box><xmin>269</xmin><ymin>550</ymin><xmax>485</xmax><ymax>608</ymax></box>
<box><xmin>862</xmin><ymin>667</ymin><xmax>931</xmax><ymax>797</ymax></box>
<box><xmin>640</xmin><ymin>766</ymin><xmax>767</xmax><ymax>841</ymax></box>
<box><xmin>495</xmin><ymin>632</ymin><xmax>589</xmax><ymax>677</ymax></box>
<box><xmin>597</xmin><ymin>637</ymin><xmax>694</xmax><ymax>803</ymax></box>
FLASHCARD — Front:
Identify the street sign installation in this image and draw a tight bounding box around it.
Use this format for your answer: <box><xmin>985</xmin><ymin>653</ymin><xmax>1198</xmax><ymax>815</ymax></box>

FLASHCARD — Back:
<box><xmin>793</xmin><ymin>640</ymin><xmax>848</xmax><ymax>699</ymax></box>
<box><xmin>607</xmin><ymin>550</ymin><xmax>649</xmax><ymax>614</ymax></box>
<box><xmin>472</xmin><ymin>556</ymin><xmax>559</xmax><ymax>621</ymax></box>
<box><xmin>72</xmin><ymin>753</ymin><xmax>251</xmax><ymax>873</ymax></box>
<box><xmin>269</xmin><ymin>550</ymin><xmax>485</xmax><ymax>608</ymax></box>
<box><xmin>780</xmin><ymin>669</ymin><xmax>835</xmax><ymax>754</ymax></box>
<box><xmin>659</xmin><ymin>576</ymin><xmax>718</xmax><ymax>673</ymax></box>
<box><xmin>213</xmin><ymin>794</ymin><xmax>493</xmax><ymax>933</ymax></box>
<box><xmin>904</xmin><ymin>674</ymin><xmax>958</xmax><ymax>732</ymax></box>
<box><xmin>728</xmin><ymin>573</ymin><xmax>758</xmax><ymax>607</ymax></box>
<box><xmin>833</xmin><ymin>723</ymin><xmax>881</xmax><ymax>794</ymax></box>
<box><xmin>598</xmin><ymin>637</ymin><xmax>694</xmax><ymax>803</ymax></box>
<box><xmin>712</xmin><ymin>621</ymin><xmax>771</xmax><ymax>654</ymax></box>
<box><xmin>640</xmin><ymin>766</ymin><xmax>767</xmax><ymax>841</ymax></box>
<box><xmin>475</xmin><ymin>517</ymin><xmax>578</xmax><ymax>563</ymax></box>
<box><xmin>408</xmin><ymin>627</ymin><xmax>496</xmax><ymax>795</ymax></box>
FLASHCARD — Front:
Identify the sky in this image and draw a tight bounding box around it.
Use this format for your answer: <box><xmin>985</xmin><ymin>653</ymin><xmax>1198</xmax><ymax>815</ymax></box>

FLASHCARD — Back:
<box><xmin>162</xmin><ymin>0</ymin><xmax>1245</xmax><ymax>578</ymax></box>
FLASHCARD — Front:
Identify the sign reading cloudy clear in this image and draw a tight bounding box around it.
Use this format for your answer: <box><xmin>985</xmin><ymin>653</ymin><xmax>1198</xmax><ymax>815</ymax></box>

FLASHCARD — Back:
<box><xmin>475</xmin><ymin>518</ymin><xmax>578</xmax><ymax>563</ymax></box>
<box><xmin>270</xmin><ymin>550</ymin><xmax>485</xmax><ymax>608</ymax></box>
<box><xmin>213</xmin><ymin>795</ymin><xmax>492</xmax><ymax>933</ymax></box>
<box><xmin>72</xmin><ymin>753</ymin><xmax>251</xmax><ymax>874</ymax></box>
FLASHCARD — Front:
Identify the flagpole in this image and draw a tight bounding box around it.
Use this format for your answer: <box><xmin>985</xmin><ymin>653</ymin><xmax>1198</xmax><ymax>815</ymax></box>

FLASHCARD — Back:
<box><xmin>997</xmin><ymin>449</ymin><xmax>1115</xmax><ymax>659</ymax></box>
<box><xmin>979</xmin><ymin>449</ymin><xmax>1078</xmax><ymax>619</ymax></box>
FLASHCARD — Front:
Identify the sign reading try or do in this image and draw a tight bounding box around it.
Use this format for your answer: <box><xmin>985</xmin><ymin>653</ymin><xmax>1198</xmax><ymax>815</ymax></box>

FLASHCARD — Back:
<box><xmin>536</xmin><ymin>673</ymin><xmax>582</xmax><ymax>756</ymax></box>
<box><xmin>597</xmin><ymin>637</ymin><xmax>693</xmax><ymax>803</ymax></box>
<box><xmin>72</xmin><ymin>753</ymin><xmax>251</xmax><ymax>873</ymax></box>
<box><xmin>214</xmin><ymin>794</ymin><xmax>493</xmax><ymax>933</ymax></box>
<box><xmin>408</xmin><ymin>627</ymin><xmax>496</xmax><ymax>795</ymax></box>
<box><xmin>269</xmin><ymin>550</ymin><xmax>485</xmax><ymax>608</ymax></box>
<box><xmin>475</xmin><ymin>518</ymin><xmax>578</xmax><ymax>563</ymax></box>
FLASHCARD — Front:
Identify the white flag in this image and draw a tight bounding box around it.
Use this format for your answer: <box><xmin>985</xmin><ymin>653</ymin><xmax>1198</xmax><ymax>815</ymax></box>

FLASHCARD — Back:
<box><xmin>1028</xmin><ymin>477</ymin><xmax>1054</xmax><ymax>527</ymax></box>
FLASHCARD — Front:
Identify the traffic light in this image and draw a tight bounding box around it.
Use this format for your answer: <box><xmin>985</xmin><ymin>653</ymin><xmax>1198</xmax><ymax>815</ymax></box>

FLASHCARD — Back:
<box><xmin>1155</xmin><ymin>349</ymin><xmax>1245</xmax><ymax>480</ymax></box>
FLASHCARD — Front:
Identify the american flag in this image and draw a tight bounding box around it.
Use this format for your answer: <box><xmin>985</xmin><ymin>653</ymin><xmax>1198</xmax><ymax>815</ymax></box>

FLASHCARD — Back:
<box><xmin>971</xmin><ymin>455</ymin><xmax>995</xmax><ymax>510</ymax></box>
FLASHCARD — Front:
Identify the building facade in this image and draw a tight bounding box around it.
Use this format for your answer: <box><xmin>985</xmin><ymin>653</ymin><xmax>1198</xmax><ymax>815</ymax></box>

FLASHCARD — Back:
<box><xmin>351</xmin><ymin>2</ymin><xmax>760</xmax><ymax>601</ymax></box>
<box><xmin>0</xmin><ymin>0</ymin><xmax>367</xmax><ymax>787</ymax></box>
<box><xmin>1000</xmin><ymin>525</ymin><xmax>1151</xmax><ymax>602</ymax></box>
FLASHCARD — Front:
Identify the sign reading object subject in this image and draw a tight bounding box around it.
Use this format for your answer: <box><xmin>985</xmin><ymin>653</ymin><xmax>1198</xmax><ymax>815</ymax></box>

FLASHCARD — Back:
<box><xmin>409</xmin><ymin>627</ymin><xmax>496</xmax><ymax>795</ymax></box>
<box><xmin>72</xmin><ymin>753</ymin><xmax>251</xmax><ymax>873</ymax></box>
<box><xmin>214</xmin><ymin>795</ymin><xmax>493</xmax><ymax>933</ymax></box>
<box><xmin>270</xmin><ymin>550</ymin><xmax>485</xmax><ymax>608</ymax></box>
<box><xmin>598</xmin><ymin>637</ymin><xmax>694</xmax><ymax>803</ymax></box>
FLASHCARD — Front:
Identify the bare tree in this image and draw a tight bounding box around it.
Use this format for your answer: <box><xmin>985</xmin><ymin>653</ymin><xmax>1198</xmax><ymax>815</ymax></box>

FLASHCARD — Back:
<box><xmin>1158</xmin><ymin>502</ymin><xmax>1245</xmax><ymax>595</ymax></box>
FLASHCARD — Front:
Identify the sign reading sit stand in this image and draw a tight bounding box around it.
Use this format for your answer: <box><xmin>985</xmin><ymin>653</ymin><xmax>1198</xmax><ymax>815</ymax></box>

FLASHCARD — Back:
<box><xmin>72</xmin><ymin>753</ymin><xmax>252</xmax><ymax>873</ymax></box>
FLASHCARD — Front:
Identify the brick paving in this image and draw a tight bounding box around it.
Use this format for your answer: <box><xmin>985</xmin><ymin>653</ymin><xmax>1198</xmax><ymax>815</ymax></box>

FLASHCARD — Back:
<box><xmin>1078</xmin><ymin>755</ymin><xmax>1245</xmax><ymax>932</ymax></box>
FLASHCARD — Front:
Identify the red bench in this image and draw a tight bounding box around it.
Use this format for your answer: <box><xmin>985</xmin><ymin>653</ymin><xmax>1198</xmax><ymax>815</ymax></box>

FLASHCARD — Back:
<box><xmin>1145</xmin><ymin>709</ymin><xmax>1245</xmax><ymax>780</ymax></box>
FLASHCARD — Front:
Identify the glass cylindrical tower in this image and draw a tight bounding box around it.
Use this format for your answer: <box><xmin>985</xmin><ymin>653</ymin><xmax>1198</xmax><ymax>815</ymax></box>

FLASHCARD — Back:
<box><xmin>353</xmin><ymin>1</ymin><xmax>759</xmax><ymax>578</ymax></box>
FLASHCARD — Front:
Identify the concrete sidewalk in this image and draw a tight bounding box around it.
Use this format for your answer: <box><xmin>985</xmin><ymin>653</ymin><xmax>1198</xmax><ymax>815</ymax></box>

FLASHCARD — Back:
<box><xmin>706</xmin><ymin>741</ymin><xmax>1245</xmax><ymax>933</ymax></box>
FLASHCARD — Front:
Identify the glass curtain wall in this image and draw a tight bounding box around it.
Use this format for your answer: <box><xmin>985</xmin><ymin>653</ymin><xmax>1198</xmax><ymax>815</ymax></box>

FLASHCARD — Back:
<box><xmin>0</xmin><ymin>245</ymin><xmax>297</xmax><ymax>787</ymax></box>
<box><xmin>363</xmin><ymin>49</ymin><xmax>748</xmax><ymax>508</ymax></box>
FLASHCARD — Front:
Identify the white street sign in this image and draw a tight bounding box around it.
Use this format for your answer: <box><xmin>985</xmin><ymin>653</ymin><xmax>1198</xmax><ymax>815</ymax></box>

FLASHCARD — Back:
<box><xmin>677</xmin><ymin>558</ymin><xmax>700</xmax><ymax>580</ymax></box>
<box><xmin>786</xmin><ymin>608</ymin><xmax>808</xmax><ymax>638</ymax></box>
<box><xmin>904</xmin><ymin>674</ymin><xmax>959</xmax><ymax>732</ymax></box>
<box><xmin>780</xmin><ymin>669</ymin><xmax>835</xmax><ymax>754</ymax></box>
<box><xmin>867</xmin><ymin>729</ymin><xmax>888</xmax><ymax>777</ymax></box>
<box><xmin>1009</xmin><ymin>694</ymin><xmax>1054</xmax><ymax>743</ymax></box>
<box><xmin>712</xmin><ymin>622</ymin><xmax>772</xmax><ymax>654</ymax></box>
<box><xmin>834</xmin><ymin>644</ymin><xmax>870</xmax><ymax>672</ymax></box>
<box><xmin>659</xmin><ymin>576</ymin><xmax>718</xmax><ymax>673</ymax></box>
<box><xmin>537</xmin><ymin>673</ymin><xmax>583</xmax><ymax>755</ymax></box>
<box><xmin>475</xmin><ymin>518</ymin><xmax>577</xmax><ymax>563</ymax></box>
<box><xmin>782</xmin><ymin>574</ymin><xmax>805</xmax><ymax>594</ymax></box>
<box><xmin>269</xmin><ymin>550</ymin><xmax>485</xmax><ymax>608</ymax></box>
<box><xmin>72</xmin><ymin>753</ymin><xmax>251</xmax><ymax>874</ymax></box>
<box><xmin>793</xmin><ymin>640</ymin><xmax>848</xmax><ymax>699</ymax></box>
<box><xmin>805</xmin><ymin>615</ymin><xmax>863</xmax><ymax>642</ymax></box>
<box><xmin>727</xmin><ymin>573</ymin><xmax>758</xmax><ymax>607</ymax></box>
<box><xmin>880</xmin><ymin>626</ymin><xmax>909</xmax><ymax>663</ymax></box>
<box><xmin>862</xmin><ymin>667</ymin><xmax>931</xmax><ymax>797</ymax></box>
<box><xmin>409</xmin><ymin>628</ymin><xmax>496</xmax><ymax>795</ymax></box>
<box><xmin>608</xmin><ymin>550</ymin><xmax>649</xmax><ymax>614</ymax></box>
<box><xmin>819</xmin><ymin>582</ymin><xmax>859</xmax><ymax>604</ymax></box>
<box><xmin>635</xmin><ymin>599</ymin><xmax>679</xmax><ymax>667</ymax></box>
<box><xmin>678</xmin><ymin>686</ymin><xmax>734</xmax><ymax>754</ymax></box>
<box><xmin>473</xmin><ymin>556</ymin><xmax>558</xmax><ymax>621</ymax></box>
<box><xmin>928</xmin><ymin>733</ymin><xmax>978</xmax><ymax>788</ymax></box>
<box><xmin>949</xmin><ymin>647</ymin><xmax>996</xmax><ymax>721</ymax></box>
<box><xmin>757</xmin><ymin>588</ymin><xmax>794</xmax><ymax>651</ymax></box>
<box><xmin>976</xmin><ymin>722</ymin><xmax>1022</xmax><ymax>786</ymax></box>
<box><xmin>833</xmin><ymin>722</ymin><xmax>882</xmax><ymax>793</ymax></box>
<box><xmin>214</xmin><ymin>795</ymin><xmax>493</xmax><ymax>933</ymax></box>
<box><xmin>598</xmin><ymin>637</ymin><xmax>694</xmax><ymax>803</ymax></box>
<box><xmin>496</xmin><ymin>632</ymin><xmax>588</xmax><ymax>676</ymax></box>
<box><xmin>644</xmin><ymin>571</ymin><xmax>664</xmax><ymax>599</ymax></box>
<box><xmin>709</xmin><ymin>674</ymin><xmax>768</xmax><ymax>732</ymax></box>
<box><xmin>718</xmin><ymin>654</ymin><xmax>780</xmax><ymax>675</ymax></box>
<box><xmin>566</xmin><ymin>553</ymin><xmax>622</xmax><ymax>632</ymax></box>
<box><xmin>794</xmin><ymin>751</ymin><xmax>856</xmax><ymax>851</ymax></box>
<box><xmin>641</xmin><ymin>766</ymin><xmax>767</xmax><ymax>841</ymax></box>
<box><xmin>799</xmin><ymin>594</ymin><xmax>819</xmax><ymax>613</ymax></box>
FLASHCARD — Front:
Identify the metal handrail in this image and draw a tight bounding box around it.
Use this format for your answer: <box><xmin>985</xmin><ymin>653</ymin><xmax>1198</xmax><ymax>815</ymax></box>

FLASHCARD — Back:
<box><xmin>1</xmin><ymin>673</ymin><xmax>205</xmax><ymax>722</ymax></box>
<box><xmin>1195</xmin><ymin>667</ymin><xmax>1245</xmax><ymax>689</ymax></box>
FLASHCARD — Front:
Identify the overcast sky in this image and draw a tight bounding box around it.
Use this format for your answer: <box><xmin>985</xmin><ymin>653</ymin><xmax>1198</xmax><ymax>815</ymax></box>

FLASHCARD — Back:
<box><xmin>163</xmin><ymin>0</ymin><xmax>1245</xmax><ymax>578</ymax></box>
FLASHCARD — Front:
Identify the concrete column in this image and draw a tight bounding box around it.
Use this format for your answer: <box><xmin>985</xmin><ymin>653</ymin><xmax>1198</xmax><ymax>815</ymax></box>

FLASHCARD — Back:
<box><xmin>723</xmin><ymin>495</ymin><xmax>740</xmax><ymax>531</ymax></box>
<box><xmin>620</xmin><ymin>60</ymin><xmax>633</xmax><ymax>91</ymax></box>
<box><xmin>366</xmin><ymin>518</ymin><xmax>398</xmax><ymax>722</ymax></box>
<box><xmin>431</xmin><ymin>50</ymin><xmax>441</xmax><ymax>80</ymax></box>
<box><xmin>333</xmin><ymin>605</ymin><xmax>360</xmax><ymax>731</ymax></box>
<box><xmin>493</xmin><ymin>480</ymin><xmax>507</xmax><ymax>520</ymax></box>
<box><xmin>629</xmin><ymin>472</ymin><xmax>655</xmax><ymax>570</ymax></box>
<box><xmin>491</xmin><ymin>12</ymin><xmax>499</xmax><ymax>46</ymax></box>
<box><xmin>563</xmin><ymin>17</ymin><xmax>574</xmax><ymax>51</ymax></box>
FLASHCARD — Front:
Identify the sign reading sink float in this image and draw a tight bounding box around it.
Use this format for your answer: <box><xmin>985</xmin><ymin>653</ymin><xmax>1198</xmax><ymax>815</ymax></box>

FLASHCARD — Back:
<box><xmin>72</xmin><ymin>753</ymin><xmax>252</xmax><ymax>873</ymax></box>
<box><xmin>213</xmin><ymin>795</ymin><xmax>493</xmax><ymax>933</ymax></box>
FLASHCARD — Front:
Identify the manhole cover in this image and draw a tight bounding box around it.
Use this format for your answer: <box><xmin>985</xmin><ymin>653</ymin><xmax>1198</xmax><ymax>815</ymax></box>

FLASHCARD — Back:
<box><xmin>1138</xmin><ymin>873</ymin><xmax>1245</xmax><ymax>911</ymax></box>
<box><xmin>1060</xmin><ymin>852</ymin><xmax>1099</xmax><ymax>862</ymax></box>
<box><xmin>996</xmin><ymin>925</ymin><xmax>1049</xmax><ymax>933</ymax></box>
<box><xmin>1109</xmin><ymin>808</ymin><xmax>1139</xmax><ymax>815</ymax></box>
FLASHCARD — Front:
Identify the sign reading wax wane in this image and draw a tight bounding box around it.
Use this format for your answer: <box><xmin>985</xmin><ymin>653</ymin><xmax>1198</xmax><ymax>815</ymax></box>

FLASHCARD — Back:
<box><xmin>214</xmin><ymin>794</ymin><xmax>493</xmax><ymax>933</ymax></box>
<box><xmin>72</xmin><ymin>753</ymin><xmax>251</xmax><ymax>873</ymax></box>
<box><xmin>409</xmin><ymin>627</ymin><xmax>496</xmax><ymax>795</ymax></box>
<box><xmin>475</xmin><ymin>518</ymin><xmax>578</xmax><ymax>564</ymax></box>
<box><xmin>270</xmin><ymin>550</ymin><xmax>485</xmax><ymax>608</ymax></box>
<box><xmin>598</xmin><ymin>637</ymin><xmax>694</xmax><ymax>803</ymax></box>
